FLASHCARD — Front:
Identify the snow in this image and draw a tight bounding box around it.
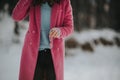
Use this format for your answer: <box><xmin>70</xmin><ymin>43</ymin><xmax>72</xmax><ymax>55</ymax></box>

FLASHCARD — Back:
<box><xmin>65</xmin><ymin>46</ymin><xmax>120</xmax><ymax>80</ymax></box>
<box><xmin>66</xmin><ymin>29</ymin><xmax>120</xmax><ymax>44</ymax></box>
<box><xmin>0</xmin><ymin>14</ymin><xmax>120</xmax><ymax>80</ymax></box>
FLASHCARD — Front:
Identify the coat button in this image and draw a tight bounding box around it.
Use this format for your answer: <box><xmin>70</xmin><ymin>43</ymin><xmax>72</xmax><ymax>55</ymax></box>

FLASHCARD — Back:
<box><xmin>32</xmin><ymin>30</ymin><xmax>35</xmax><ymax>34</ymax></box>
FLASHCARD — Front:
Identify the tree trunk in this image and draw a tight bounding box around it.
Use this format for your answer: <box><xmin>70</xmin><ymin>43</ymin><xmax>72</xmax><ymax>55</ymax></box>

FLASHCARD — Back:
<box><xmin>109</xmin><ymin>0</ymin><xmax>120</xmax><ymax>32</ymax></box>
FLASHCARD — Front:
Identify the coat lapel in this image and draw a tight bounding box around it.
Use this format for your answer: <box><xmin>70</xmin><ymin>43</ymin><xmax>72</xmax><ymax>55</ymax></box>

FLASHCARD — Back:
<box><xmin>35</xmin><ymin>5</ymin><xmax>40</xmax><ymax>33</ymax></box>
<box><xmin>50</xmin><ymin>3</ymin><xmax>59</xmax><ymax>29</ymax></box>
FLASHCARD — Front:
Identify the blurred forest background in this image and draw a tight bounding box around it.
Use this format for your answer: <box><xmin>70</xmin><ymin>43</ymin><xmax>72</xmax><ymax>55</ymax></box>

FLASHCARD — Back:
<box><xmin>0</xmin><ymin>0</ymin><xmax>120</xmax><ymax>80</ymax></box>
<box><xmin>0</xmin><ymin>0</ymin><xmax>120</xmax><ymax>32</ymax></box>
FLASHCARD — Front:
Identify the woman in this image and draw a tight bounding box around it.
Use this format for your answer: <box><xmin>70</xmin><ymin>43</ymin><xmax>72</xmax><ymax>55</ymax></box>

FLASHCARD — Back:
<box><xmin>12</xmin><ymin>0</ymin><xmax>74</xmax><ymax>80</ymax></box>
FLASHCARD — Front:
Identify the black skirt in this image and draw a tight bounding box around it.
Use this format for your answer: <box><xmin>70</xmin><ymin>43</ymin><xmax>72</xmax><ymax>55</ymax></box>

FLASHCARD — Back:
<box><xmin>33</xmin><ymin>49</ymin><xmax>56</xmax><ymax>80</ymax></box>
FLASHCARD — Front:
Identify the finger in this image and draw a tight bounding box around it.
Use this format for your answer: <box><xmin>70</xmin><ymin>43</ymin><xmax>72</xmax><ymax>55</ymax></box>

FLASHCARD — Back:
<box><xmin>49</xmin><ymin>29</ymin><xmax>54</xmax><ymax>35</ymax></box>
<box><xmin>50</xmin><ymin>28</ymin><xmax>60</xmax><ymax>38</ymax></box>
<box><xmin>49</xmin><ymin>31</ymin><xmax>52</xmax><ymax>38</ymax></box>
<box><xmin>54</xmin><ymin>32</ymin><xmax>59</xmax><ymax>38</ymax></box>
<box><xmin>49</xmin><ymin>30</ymin><xmax>56</xmax><ymax>38</ymax></box>
<box><xmin>52</xmin><ymin>31</ymin><xmax>57</xmax><ymax>38</ymax></box>
<box><xmin>52</xmin><ymin>29</ymin><xmax>60</xmax><ymax>38</ymax></box>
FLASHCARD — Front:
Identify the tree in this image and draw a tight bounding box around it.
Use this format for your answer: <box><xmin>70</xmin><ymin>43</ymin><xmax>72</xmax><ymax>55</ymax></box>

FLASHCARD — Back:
<box><xmin>109</xmin><ymin>0</ymin><xmax>120</xmax><ymax>32</ymax></box>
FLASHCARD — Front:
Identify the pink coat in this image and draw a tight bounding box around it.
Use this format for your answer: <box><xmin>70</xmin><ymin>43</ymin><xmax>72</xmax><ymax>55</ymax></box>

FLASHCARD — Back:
<box><xmin>12</xmin><ymin>0</ymin><xmax>74</xmax><ymax>80</ymax></box>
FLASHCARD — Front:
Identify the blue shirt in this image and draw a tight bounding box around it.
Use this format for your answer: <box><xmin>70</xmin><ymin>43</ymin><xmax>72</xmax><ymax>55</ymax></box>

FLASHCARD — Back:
<box><xmin>39</xmin><ymin>2</ymin><xmax>51</xmax><ymax>50</ymax></box>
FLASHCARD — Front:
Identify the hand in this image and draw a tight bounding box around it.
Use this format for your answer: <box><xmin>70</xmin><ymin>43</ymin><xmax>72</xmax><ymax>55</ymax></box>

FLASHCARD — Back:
<box><xmin>49</xmin><ymin>28</ymin><xmax>60</xmax><ymax>38</ymax></box>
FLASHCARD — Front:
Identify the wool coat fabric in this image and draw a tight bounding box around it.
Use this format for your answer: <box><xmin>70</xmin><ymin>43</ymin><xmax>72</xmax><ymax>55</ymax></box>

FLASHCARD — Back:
<box><xmin>12</xmin><ymin>0</ymin><xmax>74</xmax><ymax>80</ymax></box>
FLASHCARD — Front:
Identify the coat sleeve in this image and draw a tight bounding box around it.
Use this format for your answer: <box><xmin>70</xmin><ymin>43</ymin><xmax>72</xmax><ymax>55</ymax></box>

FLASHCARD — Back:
<box><xmin>12</xmin><ymin>0</ymin><xmax>33</xmax><ymax>21</ymax></box>
<box><xmin>58</xmin><ymin>0</ymin><xmax>74</xmax><ymax>38</ymax></box>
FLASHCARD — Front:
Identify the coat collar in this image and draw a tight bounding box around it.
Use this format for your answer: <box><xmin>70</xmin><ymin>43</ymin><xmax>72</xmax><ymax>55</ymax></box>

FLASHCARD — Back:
<box><xmin>35</xmin><ymin>3</ymin><xmax>59</xmax><ymax>32</ymax></box>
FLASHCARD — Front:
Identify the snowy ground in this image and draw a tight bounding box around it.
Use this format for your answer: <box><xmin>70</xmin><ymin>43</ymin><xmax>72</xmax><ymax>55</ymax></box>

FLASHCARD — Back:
<box><xmin>0</xmin><ymin>14</ymin><xmax>120</xmax><ymax>80</ymax></box>
<box><xmin>65</xmin><ymin>46</ymin><xmax>120</xmax><ymax>80</ymax></box>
